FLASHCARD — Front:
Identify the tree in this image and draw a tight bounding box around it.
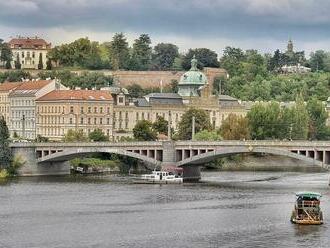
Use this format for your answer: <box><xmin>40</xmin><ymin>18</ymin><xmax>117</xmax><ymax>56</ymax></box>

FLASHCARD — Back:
<box><xmin>38</xmin><ymin>53</ymin><xmax>43</xmax><ymax>69</ymax></box>
<box><xmin>46</xmin><ymin>58</ymin><xmax>52</xmax><ymax>70</ymax></box>
<box><xmin>0</xmin><ymin>40</ymin><xmax>12</xmax><ymax>67</ymax></box>
<box><xmin>182</xmin><ymin>48</ymin><xmax>219</xmax><ymax>70</ymax></box>
<box><xmin>219</xmin><ymin>47</ymin><xmax>245</xmax><ymax>76</ymax></box>
<box><xmin>130</xmin><ymin>34</ymin><xmax>152</xmax><ymax>70</ymax></box>
<box><xmin>89</xmin><ymin>128</ymin><xmax>109</xmax><ymax>142</ymax></box>
<box><xmin>0</xmin><ymin>117</ymin><xmax>12</xmax><ymax>169</ymax></box>
<box><xmin>133</xmin><ymin>120</ymin><xmax>157</xmax><ymax>141</ymax></box>
<box><xmin>126</xmin><ymin>83</ymin><xmax>145</xmax><ymax>98</ymax></box>
<box><xmin>35</xmin><ymin>135</ymin><xmax>49</xmax><ymax>142</ymax></box>
<box><xmin>307</xmin><ymin>98</ymin><xmax>329</xmax><ymax>140</ymax></box>
<box><xmin>194</xmin><ymin>130</ymin><xmax>221</xmax><ymax>141</ymax></box>
<box><xmin>109</xmin><ymin>33</ymin><xmax>130</xmax><ymax>70</ymax></box>
<box><xmin>15</xmin><ymin>54</ymin><xmax>21</xmax><ymax>69</ymax></box>
<box><xmin>152</xmin><ymin>43</ymin><xmax>179</xmax><ymax>70</ymax></box>
<box><xmin>290</xmin><ymin>94</ymin><xmax>309</xmax><ymax>140</ymax></box>
<box><xmin>309</xmin><ymin>50</ymin><xmax>328</xmax><ymax>72</ymax></box>
<box><xmin>63</xmin><ymin>129</ymin><xmax>89</xmax><ymax>142</ymax></box>
<box><xmin>220</xmin><ymin>114</ymin><xmax>250</xmax><ymax>140</ymax></box>
<box><xmin>152</xmin><ymin>116</ymin><xmax>168</xmax><ymax>134</ymax></box>
<box><xmin>177</xmin><ymin>108</ymin><xmax>211</xmax><ymax>140</ymax></box>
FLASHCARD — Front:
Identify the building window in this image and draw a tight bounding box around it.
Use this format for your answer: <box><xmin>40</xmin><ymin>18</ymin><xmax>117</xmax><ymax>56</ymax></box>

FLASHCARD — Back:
<box><xmin>100</xmin><ymin>107</ymin><xmax>103</xmax><ymax>113</ymax></box>
<box><xmin>32</xmin><ymin>52</ymin><xmax>35</xmax><ymax>58</ymax></box>
<box><xmin>118</xmin><ymin>97</ymin><xmax>124</xmax><ymax>103</ymax></box>
<box><xmin>80</xmin><ymin>107</ymin><xmax>84</xmax><ymax>114</ymax></box>
<box><xmin>88</xmin><ymin>107</ymin><xmax>91</xmax><ymax>113</ymax></box>
<box><xmin>94</xmin><ymin>107</ymin><xmax>97</xmax><ymax>113</ymax></box>
<box><xmin>70</xmin><ymin>106</ymin><xmax>74</xmax><ymax>113</ymax></box>
<box><xmin>88</xmin><ymin>118</ymin><xmax>91</xmax><ymax>124</ymax></box>
<box><xmin>100</xmin><ymin>118</ymin><xmax>103</xmax><ymax>125</ymax></box>
<box><xmin>80</xmin><ymin>118</ymin><xmax>84</xmax><ymax>124</ymax></box>
<box><xmin>107</xmin><ymin>118</ymin><xmax>110</xmax><ymax>125</ymax></box>
<box><xmin>136</xmin><ymin>112</ymin><xmax>139</xmax><ymax>120</ymax></box>
<box><xmin>107</xmin><ymin>107</ymin><xmax>110</xmax><ymax>113</ymax></box>
<box><xmin>69</xmin><ymin>118</ymin><xmax>73</xmax><ymax>124</ymax></box>
<box><xmin>21</xmin><ymin>52</ymin><xmax>24</xmax><ymax>58</ymax></box>
<box><xmin>94</xmin><ymin>118</ymin><xmax>97</xmax><ymax>124</ymax></box>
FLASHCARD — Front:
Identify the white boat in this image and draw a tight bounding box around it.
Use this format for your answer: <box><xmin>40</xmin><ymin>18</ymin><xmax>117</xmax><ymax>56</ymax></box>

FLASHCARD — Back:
<box><xmin>134</xmin><ymin>170</ymin><xmax>183</xmax><ymax>184</ymax></box>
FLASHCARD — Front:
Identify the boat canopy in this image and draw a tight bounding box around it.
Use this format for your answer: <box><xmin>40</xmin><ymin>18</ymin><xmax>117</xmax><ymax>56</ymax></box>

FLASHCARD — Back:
<box><xmin>295</xmin><ymin>192</ymin><xmax>322</xmax><ymax>198</ymax></box>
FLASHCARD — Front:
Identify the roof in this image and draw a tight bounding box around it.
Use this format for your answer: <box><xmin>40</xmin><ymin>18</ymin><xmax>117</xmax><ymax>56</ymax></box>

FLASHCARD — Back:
<box><xmin>14</xmin><ymin>80</ymin><xmax>53</xmax><ymax>91</ymax></box>
<box><xmin>296</xmin><ymin>192</ymin><xmax>322</xmax><ymax>198</ymax></box>
<box><xmin>36</xmin><ymin>90</ymin><xmax>113</xmax><ymax>101</ymax></box>
<box><xmin>9</xmin><ymin>37</ymin><xmax>51</xmax><ymax>49</ymax></box>
<box><xmin>0</xmin><ymin>82</ymin><xmax>23</xmax><ymax>92</ymax></box>
<box><xmin>145</xmin><ymin>93</ymin><xmax>182</xmax><ymax>99</ymax></box>
<box><xmin>134</xmin><ymin>98</ymin><xmax>150</xmax><ymax>107</ymax></box>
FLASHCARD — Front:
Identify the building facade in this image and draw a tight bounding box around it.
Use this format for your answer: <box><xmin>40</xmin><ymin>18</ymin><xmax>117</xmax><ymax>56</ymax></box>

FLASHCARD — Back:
<box><xmin>9</xmin><ymin>79</ymin><xmax>65</xmax><ymax>139</ymax></box>
<box><xmin>9</xmin><ymin>36</ymin><xmax>51</xmax><ymax>69</ymax></box>
<box><xmin>36</xmin><ymin>90</ymin><xmax>113</xmax><ymax>140</ymax></box>
<box><xmin>0</xmin><ymin>82</ymin><xmax>23</xmax><ymax>124</ymax></box>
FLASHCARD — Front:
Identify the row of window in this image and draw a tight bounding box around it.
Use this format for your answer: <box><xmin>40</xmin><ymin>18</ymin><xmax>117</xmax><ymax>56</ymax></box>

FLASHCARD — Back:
<box><xmin>39</xmin><ymin>128</ymin><xmax>111</xmax><ymax>137</ymax></box>
<box><xmin>15</xmin><ymin>51</ymin><xmax>44</xmax><ymax>59</ymax></box>
<box><xmin>38</xmin><ymin>106</ymin><xmax>111</xmax><ymax>114</ymax></box>
<box><xmin>11</xmin><ymin>99</ymin><xmax>34</xmax><ymax>106</ymax></box>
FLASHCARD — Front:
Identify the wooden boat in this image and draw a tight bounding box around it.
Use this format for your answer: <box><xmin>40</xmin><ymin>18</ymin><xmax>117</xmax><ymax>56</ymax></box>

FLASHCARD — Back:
<box><xmin>290</xmin><ymin>192</ymin><xmax>323</xmax><ymax>225</ymax></box>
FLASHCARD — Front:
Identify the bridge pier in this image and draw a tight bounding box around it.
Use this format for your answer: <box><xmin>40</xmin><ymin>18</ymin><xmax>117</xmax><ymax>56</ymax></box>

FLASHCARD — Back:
<box><xmin>181</xmin><ymin>165</ymin><xmax>201</xmax><ymax>182</ymax></box>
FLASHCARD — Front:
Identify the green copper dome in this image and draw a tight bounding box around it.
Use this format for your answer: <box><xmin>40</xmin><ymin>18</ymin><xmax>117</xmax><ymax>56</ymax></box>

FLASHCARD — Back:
<box><xmin>178</xmin><ymin>56</ymin><xmax>208</xmax><ymax>97</ymax></box>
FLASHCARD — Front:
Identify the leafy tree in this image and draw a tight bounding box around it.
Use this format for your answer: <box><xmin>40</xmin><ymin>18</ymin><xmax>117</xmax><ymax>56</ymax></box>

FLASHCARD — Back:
<box><xmin>194</xmin><ymin>130</ymin><xmax>221</xmax><ymax>141</ymax></box>
<box><xmin>220</xmin><ymin>114</ymin><xmax>250</xmax><ymax>140</ymax></box>
<box><xmin>0</xmin><ymin>40</ymin><xmax>12</xmax><ymax>67</ymax></box>
<box><xmin>15</xmin><ymin>54</ymin><xmax>21</xmax><ymax>69</ymax></box>
<box><xmin>63</xmin><ymin>129</ymin><xmax>89</xmax><ymax>142</ymax></box>
<box><xmin>46</xmin><ymin>59</ymin><xmax>52</xmax><ymax>70</ymax></box>
<box><xmin>126</xmin><ymin>83</ymin><xmax>145</xmax><ymax>98</ymax></box>
<box><xmin>38</xmin><ymin>53</ymin><xmax>43</xmax><ymax>69</ymax></box>
<box><xmin>0</xmin><ymin>117</ymin><xmax>12</xmax><ymax>169</ymax></box>
<box><xmin>307</xmin><ymin>98</ymin><xmax>329</xmax><ymax>140</ymax></box>
<box><xmin>109</xmin><ymin>33</ymin><xmax>130</xmax><ymax>70</ymax></box>
<box><xmin>290</xmin><ymin>94</ymin><xmax>309</xmax><ymax>140</ymax></box>
<box><xmin>35</xmin><ymin>135</ymin><xmax>49</xmax><ymax>142</ymax></box>
<box><xmin>152</xmin><ymin>43</ymin><xmax>179</xmax><ymax>70</ymax></box>
<box><xmin>152</xmin><ymin>116</ymin><xmax>168</xmax><ymax>134</ymax></box>
<box><xmin>309</xmin><ymin>50</ymin><xmax>328</xmax><ymax>72</ymax></box>
<box><xmin>182</xmin><ymin>48</ymin><xmax>219</xmax><ymax>70</ymax></box>
<box><xmin>130</xmin><ymin>34</ymin><xmax>152</xmax><ymax>70</ymax></box>
<box><xmin>89</xmin><ymin>128</ymin><xmax>109</xmax><ymax>142</ymax></box>
<box><xmin>219</xmin><ymin>47</ymin><xmax>245</xmax><ymax>76</ymax></box>
<box><xmin>177</xmin><ymin>108</ymin><xmax>211</xmax><ymax>140</ymax></box>
<box><xmin>133</xmin><ymin>120</ymin><xmax>157</xmax><ymax>141</ymax></box>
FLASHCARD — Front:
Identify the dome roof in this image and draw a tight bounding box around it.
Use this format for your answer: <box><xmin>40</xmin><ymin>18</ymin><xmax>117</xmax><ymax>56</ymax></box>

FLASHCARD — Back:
<box><xmin>179</xmin><ymin>56</ymin><xmax>207</xmax><ymax>85</ymax></box>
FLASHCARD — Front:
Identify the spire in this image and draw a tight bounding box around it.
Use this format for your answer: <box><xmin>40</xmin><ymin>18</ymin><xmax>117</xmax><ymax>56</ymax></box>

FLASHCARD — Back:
<box><xmin>287</xmin><ymin>39</ymin><xmax>293</xmax><ymax>53</ymax></box>
<box><xmin>190</xmin><ymin>55</ymin><xmax>198</xmax><ymax>71</ymax></box>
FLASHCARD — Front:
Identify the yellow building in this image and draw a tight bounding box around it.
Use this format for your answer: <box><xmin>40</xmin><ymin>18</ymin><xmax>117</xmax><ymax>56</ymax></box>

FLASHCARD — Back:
<box><xmin>36</xmin><ymin>90</ymin><xmax>114</xmax><ymax>140</ymax></box>
<box><xmin>0</xmin><ymin>82</ymin><xmax>23</xmax><ymax>124</ymax></box>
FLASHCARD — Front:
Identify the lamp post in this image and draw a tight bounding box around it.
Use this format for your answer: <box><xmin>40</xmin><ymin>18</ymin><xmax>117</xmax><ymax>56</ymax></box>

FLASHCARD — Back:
<box><xmin>191</xmin><ymin>116</ymin><xmax>195</xmax><ymax>141</ymax></box>
<box><xmin>167</xmin><ymin>110</ymin><xmax>172</xmax><ymax>141</ymax></box>
<box><xmin>22</xmin><ymin>114</ymin><xmax>25</xmax><ymax>139</ymax></box>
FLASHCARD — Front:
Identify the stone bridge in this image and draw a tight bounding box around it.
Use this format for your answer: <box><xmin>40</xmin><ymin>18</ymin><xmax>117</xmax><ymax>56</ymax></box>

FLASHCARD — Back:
<box><xmin>11</xmin><ymin>140</ymin><xmax>330</xmax><ymax>180</ymax></box>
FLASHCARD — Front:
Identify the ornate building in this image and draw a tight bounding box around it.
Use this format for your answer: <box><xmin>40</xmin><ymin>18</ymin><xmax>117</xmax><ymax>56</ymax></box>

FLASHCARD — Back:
<box><xmin>9</xmin><ymin>36</ymin><xmax>51</xmax><ymax>69</ymax></box>
<box><xmin>36</xmin><ymin>90</ymin><xmax>113</xmax><ymax>140</ymax></box>
<box><xmin>0</xmin><ymin>82</ymin><xmax>23</xmax><ymax>124</ymax></box>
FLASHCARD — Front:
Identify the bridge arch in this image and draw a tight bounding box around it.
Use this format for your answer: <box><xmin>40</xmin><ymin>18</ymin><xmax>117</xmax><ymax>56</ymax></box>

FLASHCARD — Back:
<box><xmin>37</xmin><ymin>147</ymin><xmax>161</xmax><ymax>166</ymax></box>
<box><xmin>177</xmin><ymin>147</ymin><xmax>325</xmax><ymax>168</ymax></box>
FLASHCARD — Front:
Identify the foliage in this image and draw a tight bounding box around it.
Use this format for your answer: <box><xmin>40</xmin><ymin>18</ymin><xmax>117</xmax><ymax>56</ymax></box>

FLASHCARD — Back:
<box><xmin>177</xmin><ymin>108</ymin><xmax>211</xmax><ymax>140</ymax></box>
<box><xmin>0</xmin><ymin>70</ymin><xmax>31</xmax><ymax>83</ymax></box>
<box><xmin>63</xmin><ymin>129</ymin><xmax>89</xmax><ymax>142</ymax></box>
<box><xmin>220</xmin><ymin>47</ymin><xmax>245</xmax><ymax>77</ymax></box>
<box><xmin>151</xmin><ymin>43</ymin><xmax>179</xmax><ymax>70</ymax></box>
<box><xmin>152</xmin><ymin>116</ymin><xmax>168</xmax><ymax>134</ymax></box>
<box><xmin>109</xmin><ymin>33</ymin><xmax>130</xmax><ymax>70</ymax></box>
<box><xmin>133</xmin><ymin>120</ymin><xmax>157</xmax><ymax>141</ymax></box>
<box><xmin>130</xmin><ymin>34</ymin><xmax>152</xmax><ymax>70</ymax></box>
<box><xmin>126</xmin><ymin>83</ymin><xmax>145</xmax><ymax>98</ymax></box>
<box><xmin>70</xmin><ymin>157</ymin><xmax>119</xmax><ymax>169</ymax></box>
<box><xmin>15</xmin><ymin>54</ymin><xmax>21</xmax><ymax>69</ymax></box>
<box><xmin>38</xmin><ymin>53</ymin><xmax>43</xmax><ymax>70</ymax></box>
<box><xmin>35</xmin><ymin>135</ymin><xmax>49</xmax><ymax>142</ymax></box>
<box><xmin>290</xmin><ymin>94</ymin><xmax>309</xmax><ymax>140</ymax></box>
<box><xmin>89</xmin><ymin>128</ymin><xmax>109</xmax><ymax>142</ymax></box>
<box><xmin>6</xmin><ymin>155</ymin><xmax>25</xmax><ymax>176</ymax></box>
<box><xmin>194</xmin><ymin>130</ymin><xmax>222</xmax><ymax>141</ymax></box>
<box><xmin>0</xmin><ymin>117</ymin><xmax>12</xmax><ymax>169</ymax></box>
<box><xmin>0</xmin><ymin>40</ymin><xmax>12</xmax><ymax>66</ymax></box>
<box><xmin>182</xmin><ymin>48</ymin><xmax>219</xmax><ymax>70</ymax></box>
<box><xmin>220</xmin><ymin>114</ymin><xmax>250</xmax><ymax>140</ymax></box>
<box><xmin>307</xmin><ymin>98</ymin><xmax>330</xmax><ymax>140</ymax></box>
<box><xmin>46</xmin><ymin>58</ymin><xmax>52</xmax><ymax>70</ymax></box>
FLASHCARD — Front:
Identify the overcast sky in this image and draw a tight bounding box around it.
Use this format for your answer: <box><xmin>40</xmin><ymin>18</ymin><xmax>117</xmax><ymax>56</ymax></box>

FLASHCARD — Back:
<box><xmin>1</xmin><ymin>0</ymin><xmax>330</xmax><ymax>56</ymax></box>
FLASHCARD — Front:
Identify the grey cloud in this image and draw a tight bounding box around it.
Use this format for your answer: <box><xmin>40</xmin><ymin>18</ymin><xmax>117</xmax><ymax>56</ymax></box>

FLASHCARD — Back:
<box><xmin>1</xmin><ymin>0</ymin><xmax>330</xmax><ymax>42</ymax></box>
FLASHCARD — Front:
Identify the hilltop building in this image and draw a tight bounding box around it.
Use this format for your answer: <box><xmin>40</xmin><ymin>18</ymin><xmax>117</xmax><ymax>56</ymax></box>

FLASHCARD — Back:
<box><xmin>9</xmin><ymin>36</ymin><xmax>51</xmax><ymax>69</ymax></box>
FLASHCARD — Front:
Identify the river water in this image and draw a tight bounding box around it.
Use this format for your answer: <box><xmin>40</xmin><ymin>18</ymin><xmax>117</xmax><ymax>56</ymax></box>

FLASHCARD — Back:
<box><xmin>1</xmin><ymin>171</ymin><xmax>329</xmax><ymax>248</ymax></box>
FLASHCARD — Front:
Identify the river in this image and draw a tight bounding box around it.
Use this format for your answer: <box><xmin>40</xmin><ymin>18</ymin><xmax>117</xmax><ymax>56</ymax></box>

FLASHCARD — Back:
<box><xmin>1</xmin><ymin>171</ymin><xmax>329</xmax><ymax>248</ymax></box>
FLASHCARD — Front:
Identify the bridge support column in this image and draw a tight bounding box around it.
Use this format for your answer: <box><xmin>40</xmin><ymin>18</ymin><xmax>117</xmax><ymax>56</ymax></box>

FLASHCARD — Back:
<box><xmin>182</xmin><ymin>166</ymin><xmax>201</xmax><ymax>182</ymax></box>
<box><xmin>12</xmin><ymin>146</ymin><xmax>70</xmax><ymax>176</ymax></box>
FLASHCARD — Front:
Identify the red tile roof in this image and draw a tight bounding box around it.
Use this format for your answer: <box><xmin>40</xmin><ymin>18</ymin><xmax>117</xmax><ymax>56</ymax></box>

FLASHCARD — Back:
<box><xmin>37</xmin><ymin>90</ymin><xmax>113</xmax><ymax>101</ymax></box>
<box><xmin>14</xmin><ymin>80</ymin><xmax>53</xmax><ymax>91</ymax></box>
<box><xmin>9</xmin><ymin>37</ymin><xmax>51</xmax><ymax>49</ymax></box>
<box><xmin>0</xmin><ymin>82</ymin><xmax>23</xmax><ymax>92</ymax></box>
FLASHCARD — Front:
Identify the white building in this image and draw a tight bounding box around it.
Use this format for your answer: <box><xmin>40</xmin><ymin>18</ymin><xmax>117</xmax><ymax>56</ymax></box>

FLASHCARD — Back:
<box><xmin>8</xmin><ymin>79</ymin><xmax>66</xmax><ymax>139</ymax></box>
<box><xmin>9</xmin><ymin>36</ymin><xmax>51</xmax><ymax>69</ymax></box>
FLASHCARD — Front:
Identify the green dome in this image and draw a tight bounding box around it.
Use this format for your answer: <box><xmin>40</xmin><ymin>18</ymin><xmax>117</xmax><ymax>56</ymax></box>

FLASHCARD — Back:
<box><xmin>179</xmin><ymin>56</ymin><xmax>207</xmax><ymax>85</ymax></box>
